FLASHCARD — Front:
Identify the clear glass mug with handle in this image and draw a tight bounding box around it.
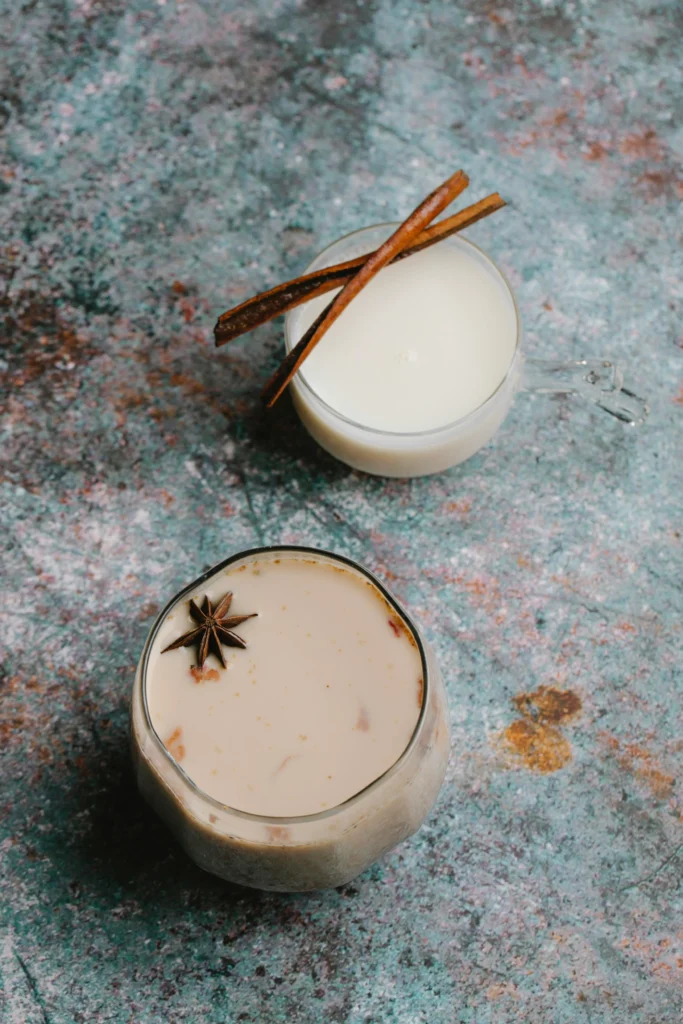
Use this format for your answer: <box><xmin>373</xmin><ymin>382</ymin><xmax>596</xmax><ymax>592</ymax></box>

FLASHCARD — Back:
<box><xmin>284</xmin><ymin>224</ymin><xmax>649</xmax><ymax>478</ymax></box>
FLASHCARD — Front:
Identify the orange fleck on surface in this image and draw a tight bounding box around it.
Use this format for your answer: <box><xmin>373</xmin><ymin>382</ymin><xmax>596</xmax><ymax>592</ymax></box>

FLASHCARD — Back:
<box><xmin>417</xmin><ymin>677</ymin><xmax>424</xmax><ymax>709</ymax></box>
<box><xmin>138</xmin><ymin>601</ymin><xmax>159</xmax><ymax>621</ymax></box>
<box><xmin>584</xmin><ymin>141</ymin><xmax>609</xmax><ymax>161</ymax></box>
<box><xmin>169</xmin><ymin>372</ymin><xmax>205</xmax><ymax>396</ymax></box>
<box><xmin>620</xmin><ymin>128</ymin><xmax>665</xmax><ymax>160</ymax></box>
<box><xmin>598</xmin><ymin>731</ymin><xmax>620</xmax><ymax>752</ymax></box>
<box><xmin>446</xmin><ymin>499</ymin><xmax>472</xmax><ymax>515</ymax></box>
<box><xmin>190</xmin><ymin>666</ymin><xmax>220</xmax><ymax>683</ymax></box>
<box><xmin>636</xmin><ymin>170</ymin><xmax>683</xmax><ymax>200</ymax></box>
<box><xmin>209</xmin><ymin>814</ymin><xmax>218</xmax><ymax>824</ymax></box>
<box><xmin>599</xmin><ymin>734</ymin><xmax>675</xmax><ymax>800</ymax></box>
<box><xmin>355</xmin><ymin>707</ymin><xmax>370</xmax><ymax>732</ymax></box>
<box><xmin>546</xmin><ymin>109</ymin><xmax>569</xmax><ymax>127</ymax></box>
<box><xmin>498</xmin><ymin>686</ymin><xmax>582</xmax><ymax>773</ymax></box>
<box><xmin>512</xmin><ymin>685</ymin><xmax>582</xmax><ymax>724</ymax></box>
<box><xmin>388</xmin><ymin>618</ymin><xmax>402</xmax><ymax>638</ymax></box>
<box><xmin>463</xmin><ymin>577</ymin><xmax>488</xmax><ymax>596</ymax></box>
<box><xmin>158</xmin><ymin>489</ymin><xmax>175</xmax><ymax>508</ymax></box>
<box><xmin>486</xmin><ymin>981</ymin><xmax>519</xmax><ymax>1001</ymax></box>
<box><xmin>500</xmin><ymin>719</ymin><xmax>573</xmax><ymax>773</ymax></box>
<box><xmin>513</xmin><ymin>53</ymin><xmax>533</xmax><ymax>78</ymax></box>
<box><xmin>165</xmin><ymin>727</ymin><xmax>185</xmax><ymax>763</ymax></box>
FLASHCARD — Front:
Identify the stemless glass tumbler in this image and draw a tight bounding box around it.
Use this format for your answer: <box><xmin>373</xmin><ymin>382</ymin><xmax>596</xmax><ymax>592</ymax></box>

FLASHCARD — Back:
<box><xmin>131</xmin><ymin>546</ymin><xmax>450</xmax><ymax>892</ymax></box>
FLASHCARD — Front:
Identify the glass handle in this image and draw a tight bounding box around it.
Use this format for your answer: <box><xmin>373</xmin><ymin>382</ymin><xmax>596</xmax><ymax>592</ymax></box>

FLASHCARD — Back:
<box><xmin>521</xmin><ymin>358</ymin><xmax>649</xmax><ymax>425</ymax></box>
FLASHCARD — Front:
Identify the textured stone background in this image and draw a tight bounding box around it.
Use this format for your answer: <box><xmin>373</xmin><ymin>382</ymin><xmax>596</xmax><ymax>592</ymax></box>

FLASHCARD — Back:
<box><xmin>1</xmin><ymin>1</ymin><xmax>681</xmax><ymax>1022</ymax></box>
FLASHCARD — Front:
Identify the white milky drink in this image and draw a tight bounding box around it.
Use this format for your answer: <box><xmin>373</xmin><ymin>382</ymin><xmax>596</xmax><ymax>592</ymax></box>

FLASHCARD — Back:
<box><xmin>286</xmin><ymin>230</ymin><xmax>521</xmax><ymax>477</ymax></box>
<box><xmin>131</xmin><ymin>547</ymin><xmax>450</xmax><ymax>890</ymax></box>
<box><xmin>298</xmin><ymin>240</ymin><xmax>517</xmax><ymax>432</ymax></box>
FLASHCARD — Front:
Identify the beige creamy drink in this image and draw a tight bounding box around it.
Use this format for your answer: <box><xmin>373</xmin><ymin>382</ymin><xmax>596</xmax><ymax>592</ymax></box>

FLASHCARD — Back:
<box><xmin>145</xmin><ymin>553</ymin><xmax>424</xmax><ymax>817</ymax></box>
<box><xmin>132</xmin><ymin>546</ymin><xmax>449</xmax><ymax>890</ymax></box>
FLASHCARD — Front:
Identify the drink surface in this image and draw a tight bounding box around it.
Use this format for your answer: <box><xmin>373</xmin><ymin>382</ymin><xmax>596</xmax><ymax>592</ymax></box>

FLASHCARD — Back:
<box><xmin>145</xmin><ymin>554</ymin><xmax>424</xmax><ymax>817</ymax></box>
<box><xmin>292</xmin><ymin>237</ymin><xmax>517</xmax><ymax>433</ymax></box>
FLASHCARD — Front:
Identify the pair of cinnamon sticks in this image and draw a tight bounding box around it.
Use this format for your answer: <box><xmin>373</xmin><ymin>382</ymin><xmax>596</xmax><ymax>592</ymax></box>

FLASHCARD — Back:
<box><xmin>214</xmin><ymin>172</ymin><xmax>506</xmax><ymax>407</ymax></box>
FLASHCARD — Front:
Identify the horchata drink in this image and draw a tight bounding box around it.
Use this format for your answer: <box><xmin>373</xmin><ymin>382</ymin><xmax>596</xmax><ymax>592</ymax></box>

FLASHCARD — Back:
<box><xmin>131</xmin><ymin>547</ymin><xmax>449</xmax><ymax>891</ymax></box>
<box><xmin>285</xmin><ymin>229</ymin><xmax>520</xmax><ymax>477</ymax></box>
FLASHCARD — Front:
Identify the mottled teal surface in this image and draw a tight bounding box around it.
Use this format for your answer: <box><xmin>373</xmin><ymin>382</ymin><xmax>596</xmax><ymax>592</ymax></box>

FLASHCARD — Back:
<box><xmin>1</xmin><ymin>1</ymin><xmax>682</xmax><ymax>1022</ymax></box>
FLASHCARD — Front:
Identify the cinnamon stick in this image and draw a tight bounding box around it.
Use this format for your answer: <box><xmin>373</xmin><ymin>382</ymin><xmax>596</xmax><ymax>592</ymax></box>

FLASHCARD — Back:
<box><xmin>215</xmin><ymin>191</ymin><xmax>505</xmax><ymax>348</ymax></box>
<box><xmin>261</xmin><ymin>170</ymin><xmax>470</xmax><ymax>408</ymax></box>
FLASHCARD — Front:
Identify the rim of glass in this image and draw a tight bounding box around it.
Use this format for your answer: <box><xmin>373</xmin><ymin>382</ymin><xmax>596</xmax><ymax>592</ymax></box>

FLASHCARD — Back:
<box><xmin>139</xmin><ymin>545</ymin><xmax>430</xmax><ymax>826</ymax></box>
<box><xmin>285</xmin><ymin>223</ymin><xmax>522</xmax><ymax>439</ymax></box>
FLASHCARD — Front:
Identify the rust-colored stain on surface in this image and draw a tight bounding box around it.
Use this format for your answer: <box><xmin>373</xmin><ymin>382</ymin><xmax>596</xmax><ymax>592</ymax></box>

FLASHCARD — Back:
<box><xmin>637</xmin><ymin>169</ymin><xmax>683</xmax><ymax>201</ymax></box>
<box><xmin>501</xmin><ymin>719</ymin><xmax>573</xmax><ymax>773</ymax></box>
<box><xmin>499</xmin><ymin>686</ymin><xmax>582</xmax><ymax>773</ymax></box>
<box><xmin>445</xmin><ymin>498</ymin><xmax>472</xmax><ymax>516</ymax></box>
<box><xmin>599</xmin><ymin>733</ymin><xmax>675</xmax><ymax>800</ymax></box>
<box><xmin>583</xmin><ymin>140</ymin><xmax>609</xmax><ymax>161</ymax></box>
<box><xmin>620</xmin><ymin>128</ymin><xmax>665</xmax><ymax>161</ymax></box>
<box><xmin>3</xmin><ymin>292</ymin><xmax>96</xmax><ymax>391</ymax></box>
<box><xmin>512</xmin><ymin>685</ymin><xmax>582</xmax><ymax>724</ymax></box>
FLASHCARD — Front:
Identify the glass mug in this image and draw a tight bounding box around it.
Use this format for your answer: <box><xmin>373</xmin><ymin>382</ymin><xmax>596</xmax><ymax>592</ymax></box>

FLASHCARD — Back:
<box><xmin>285</xmin><ymin>225</ymin><xmax>649</xmax><ymax>478</ymax></box>
<box><xmin>130</xmin><ymin>546</ymin><xmax>450</xmax><ymax>892</ymax></box>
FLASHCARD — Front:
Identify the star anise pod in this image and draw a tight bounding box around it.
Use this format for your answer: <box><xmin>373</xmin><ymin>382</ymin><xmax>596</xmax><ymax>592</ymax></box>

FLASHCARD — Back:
<box><xmin>161</xmin><ymin>591</ymin><xmax>257</xmax><ymax>669</ymax></box>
